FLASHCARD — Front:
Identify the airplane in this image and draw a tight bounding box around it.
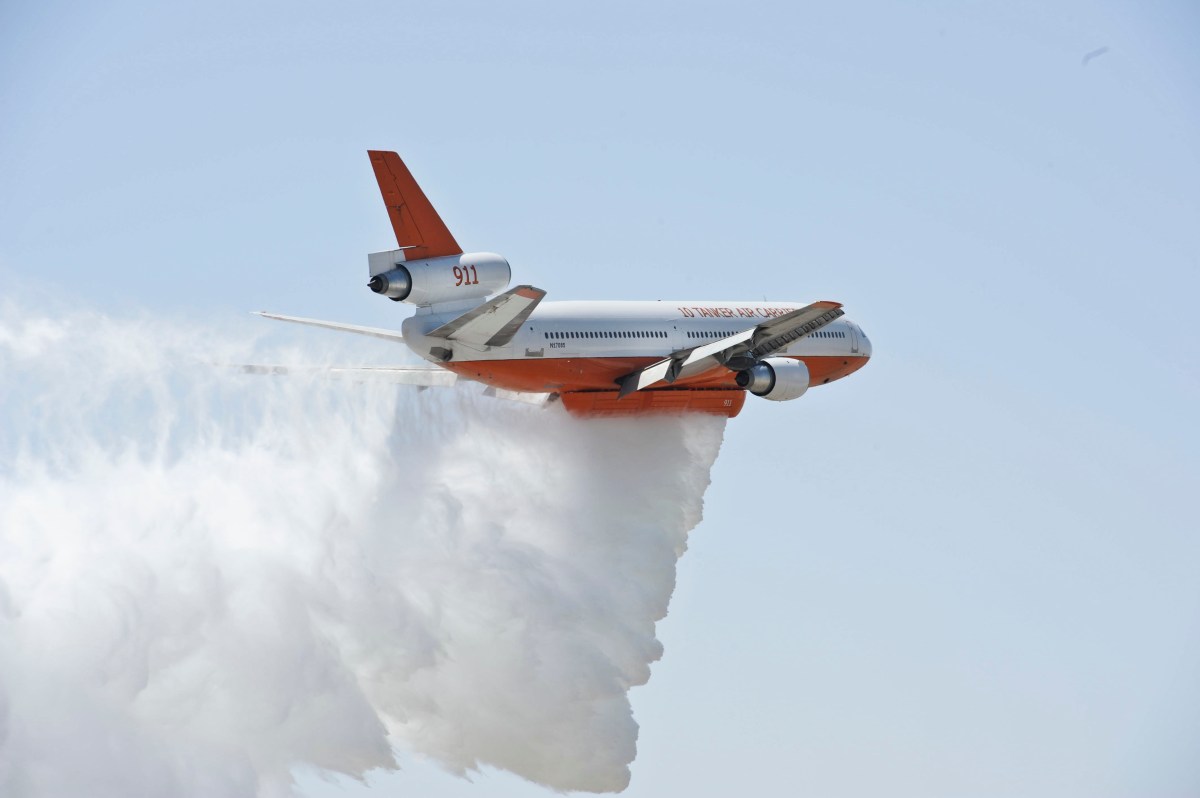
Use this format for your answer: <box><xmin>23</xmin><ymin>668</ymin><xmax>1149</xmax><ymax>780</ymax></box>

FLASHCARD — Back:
<box><xmin>255</xmin><ymin>151</ymin><xmax>871</xmax><ymax>418</ymax></box>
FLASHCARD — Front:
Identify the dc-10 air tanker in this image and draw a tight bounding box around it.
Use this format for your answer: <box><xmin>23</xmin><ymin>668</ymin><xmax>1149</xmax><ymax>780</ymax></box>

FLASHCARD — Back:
<box><xmin>257</xmin><ymin>151</ymin><xmax>871</xmax><ymax>417</ymax></box>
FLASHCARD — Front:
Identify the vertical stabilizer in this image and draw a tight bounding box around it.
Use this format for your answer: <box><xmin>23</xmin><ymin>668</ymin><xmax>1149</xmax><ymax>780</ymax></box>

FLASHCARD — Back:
<box><xmin>368</xmin><ymin>151</ymin><xmax>462</xmax><ymax>261</ymax></box>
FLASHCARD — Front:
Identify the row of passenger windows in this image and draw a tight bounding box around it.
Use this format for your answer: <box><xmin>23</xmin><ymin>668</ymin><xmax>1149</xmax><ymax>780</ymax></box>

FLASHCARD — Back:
<box><xmin>542</xmin><ymin>328</ymin><xmax>846</xmax><ymax>341</ymax></box>
<box><xmin>544</xmin><ymin>330</ymin><xmax>666</xmax><ymax>340</ymax></box>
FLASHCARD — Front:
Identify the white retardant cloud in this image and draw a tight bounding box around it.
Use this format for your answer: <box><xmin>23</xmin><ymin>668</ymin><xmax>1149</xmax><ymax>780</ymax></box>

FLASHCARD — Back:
<box><xmin>0</xmin><ymin>302</ymin><xmax>726</xmax><ymax>796</ymax></box>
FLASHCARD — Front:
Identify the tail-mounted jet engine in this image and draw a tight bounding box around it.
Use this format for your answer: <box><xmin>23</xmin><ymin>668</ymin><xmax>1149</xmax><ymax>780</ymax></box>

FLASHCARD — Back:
<box><xmin>735</xmin><ymin>357</ymin><xmax>810</xmax><ymax>401</ymax></box>
<box><xmin>367</xmin><ymin>249</ymin><xmax>511</xmax><ymax>307</ymax></box>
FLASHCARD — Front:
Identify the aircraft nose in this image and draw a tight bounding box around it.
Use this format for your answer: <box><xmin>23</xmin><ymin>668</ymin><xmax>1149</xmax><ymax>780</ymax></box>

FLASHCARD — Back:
<box><xmin>858</xmin><ymin>325</ymin><xmax>872</xmax><ymax>358</ymax></box>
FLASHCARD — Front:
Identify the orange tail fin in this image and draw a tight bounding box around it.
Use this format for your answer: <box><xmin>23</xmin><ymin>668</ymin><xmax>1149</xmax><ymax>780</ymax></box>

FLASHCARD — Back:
<box><xmin>368</xmin><ymin>151</ymin><xmax>462</xmax><ymax>260</ymax></box>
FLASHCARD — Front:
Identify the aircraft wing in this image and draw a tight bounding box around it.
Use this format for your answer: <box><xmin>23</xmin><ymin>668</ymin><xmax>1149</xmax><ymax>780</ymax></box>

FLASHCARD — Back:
<box><xmin>237</xmin><ymin>364</ymin><xmax>456</xmax><ymax>386</ymax></box>
<box><xmin>236</xmin><ymin>363</ymin><xmax>555</xmax><ymax>406</ymax></box>
<box><xmin>254</xmin><ymin>312</ymin><xmax>406</xmax><ymax>343</ymax></box>
<box><xmin>426</xmin><ymin>285</ymin><xmax>546</xmax><ymax>347</ymax></box>
<box><xmin>616</xmin><ymin>301</ymin><xmax>844</xmax><ymax>397</ymax></box>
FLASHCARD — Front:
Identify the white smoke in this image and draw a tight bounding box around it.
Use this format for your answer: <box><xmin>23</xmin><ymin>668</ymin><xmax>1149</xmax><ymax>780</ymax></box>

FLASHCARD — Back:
<box><xmin>0</xmin><ymin>298</ymin><xmax>726</xmax><ymax>797</ymax></box>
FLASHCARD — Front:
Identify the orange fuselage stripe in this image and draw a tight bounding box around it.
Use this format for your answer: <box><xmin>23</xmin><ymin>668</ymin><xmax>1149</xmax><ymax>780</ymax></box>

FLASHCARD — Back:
<box><xmin>441</xmin><ymin>354</ymin><xmax>869</xmax><ymax>394</ymax></box>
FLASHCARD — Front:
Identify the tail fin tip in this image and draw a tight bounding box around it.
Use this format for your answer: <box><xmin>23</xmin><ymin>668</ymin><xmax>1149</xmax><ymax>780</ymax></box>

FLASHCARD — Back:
<box><xmin>368</xmin><ymin>150</ymin><xmax>462</xmax><ymax>261</ymax></box>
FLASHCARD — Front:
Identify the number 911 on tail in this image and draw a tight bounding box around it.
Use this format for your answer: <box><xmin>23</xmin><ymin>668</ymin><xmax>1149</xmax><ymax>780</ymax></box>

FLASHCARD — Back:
<box><xmin>254</xmin><ymin>151</ymin><xmax>872</xmax><ymax>418</ymax></box>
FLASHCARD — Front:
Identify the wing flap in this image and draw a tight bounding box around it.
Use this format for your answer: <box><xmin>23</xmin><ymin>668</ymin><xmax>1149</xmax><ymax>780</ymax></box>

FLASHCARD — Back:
<box><xmin>747</xmin><ymin>301</ymin><xmax>845</xmax><ymax>359</ymax></box>
<box><xmin>483</xmin><ymin>386</ymin><xmax>556</xmax><ymax>406</ymax></box>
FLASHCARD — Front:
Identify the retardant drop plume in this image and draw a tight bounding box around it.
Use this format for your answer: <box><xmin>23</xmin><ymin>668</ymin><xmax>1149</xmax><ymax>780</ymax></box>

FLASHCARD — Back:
<box><xmin>0</xmin><ymin>299</ymin><xmax>727</xmax><ymax>797</ymax></box>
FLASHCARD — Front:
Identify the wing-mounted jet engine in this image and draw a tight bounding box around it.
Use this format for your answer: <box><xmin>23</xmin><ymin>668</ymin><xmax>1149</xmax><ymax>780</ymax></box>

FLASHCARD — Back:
<box><xmin>735</xmin><ymin>357</ymin><xmax>810</xmax><ymax>401</ymax></box>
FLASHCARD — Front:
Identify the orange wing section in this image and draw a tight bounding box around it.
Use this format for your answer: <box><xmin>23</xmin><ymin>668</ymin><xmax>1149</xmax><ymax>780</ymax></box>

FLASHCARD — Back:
<box><xmin>368</xmin><ymin>151</ymin><xmax>462</xmax><ymax>260</ymax></box>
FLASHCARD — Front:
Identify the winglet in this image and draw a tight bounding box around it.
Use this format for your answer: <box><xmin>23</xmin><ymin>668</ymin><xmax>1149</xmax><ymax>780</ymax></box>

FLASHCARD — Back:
<box><xmin>368</xmin><ymin>151</ymin><xmax>462</xmax><ymax>261</ymax></box>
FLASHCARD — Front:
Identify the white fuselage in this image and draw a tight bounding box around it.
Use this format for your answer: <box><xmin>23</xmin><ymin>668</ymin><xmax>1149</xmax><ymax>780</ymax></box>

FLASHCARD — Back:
<box><xmin>402</xmin><ymin>300</ymin><xmax>872</xmax><ymax>364</ymax></box>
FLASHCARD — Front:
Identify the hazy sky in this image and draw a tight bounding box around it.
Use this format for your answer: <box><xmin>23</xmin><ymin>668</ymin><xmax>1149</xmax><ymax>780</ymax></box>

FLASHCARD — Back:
<box><xmin>2</xmin><ymin>1</ymin><xmax>1198</xmax><ymax>796</ymax></box>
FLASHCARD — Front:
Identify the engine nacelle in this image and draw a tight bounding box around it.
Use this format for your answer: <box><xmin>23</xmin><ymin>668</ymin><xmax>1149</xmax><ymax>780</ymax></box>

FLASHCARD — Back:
<box><xmin>367</xmin><ymin>250</ymin><xmax>511</xmax><ymax>306</ymax></box>
<box><xmin>735</xmin><ymin>357</ymin><xmax>810</xmax><ymax>401</ymax></box>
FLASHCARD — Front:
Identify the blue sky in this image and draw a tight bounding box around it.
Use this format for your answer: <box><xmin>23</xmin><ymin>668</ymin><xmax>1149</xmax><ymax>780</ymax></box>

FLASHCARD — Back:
<box><xmin>2</xmin><ymin>1</ymin><xmax>1198</xmax><ymax>795</ymax></box>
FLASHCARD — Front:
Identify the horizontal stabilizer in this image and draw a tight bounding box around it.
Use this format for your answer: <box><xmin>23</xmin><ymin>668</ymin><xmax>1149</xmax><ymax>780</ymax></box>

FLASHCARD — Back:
<box><xmin>426</xmin><ymin>285</ymin><xmax>547</xmax><ymax>347</ymax></box>
<box><xmin>254</xmin><ymin>312</ymin><xmax>405</xmax><ymax>343</ymax></box>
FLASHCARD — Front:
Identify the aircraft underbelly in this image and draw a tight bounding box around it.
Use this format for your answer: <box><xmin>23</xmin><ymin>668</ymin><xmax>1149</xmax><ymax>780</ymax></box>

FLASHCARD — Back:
<box><xmin>441</xmin><ymin>354</ymin><xmax>868</xmax><ymax>393</ymax></box>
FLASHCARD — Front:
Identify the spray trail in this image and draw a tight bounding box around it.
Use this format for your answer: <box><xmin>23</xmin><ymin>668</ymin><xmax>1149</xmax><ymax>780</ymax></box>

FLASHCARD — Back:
<box><xmin>0</xmin><ymin>300</ymin><xmax>726</xmax><ymax>796</ymax></box>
